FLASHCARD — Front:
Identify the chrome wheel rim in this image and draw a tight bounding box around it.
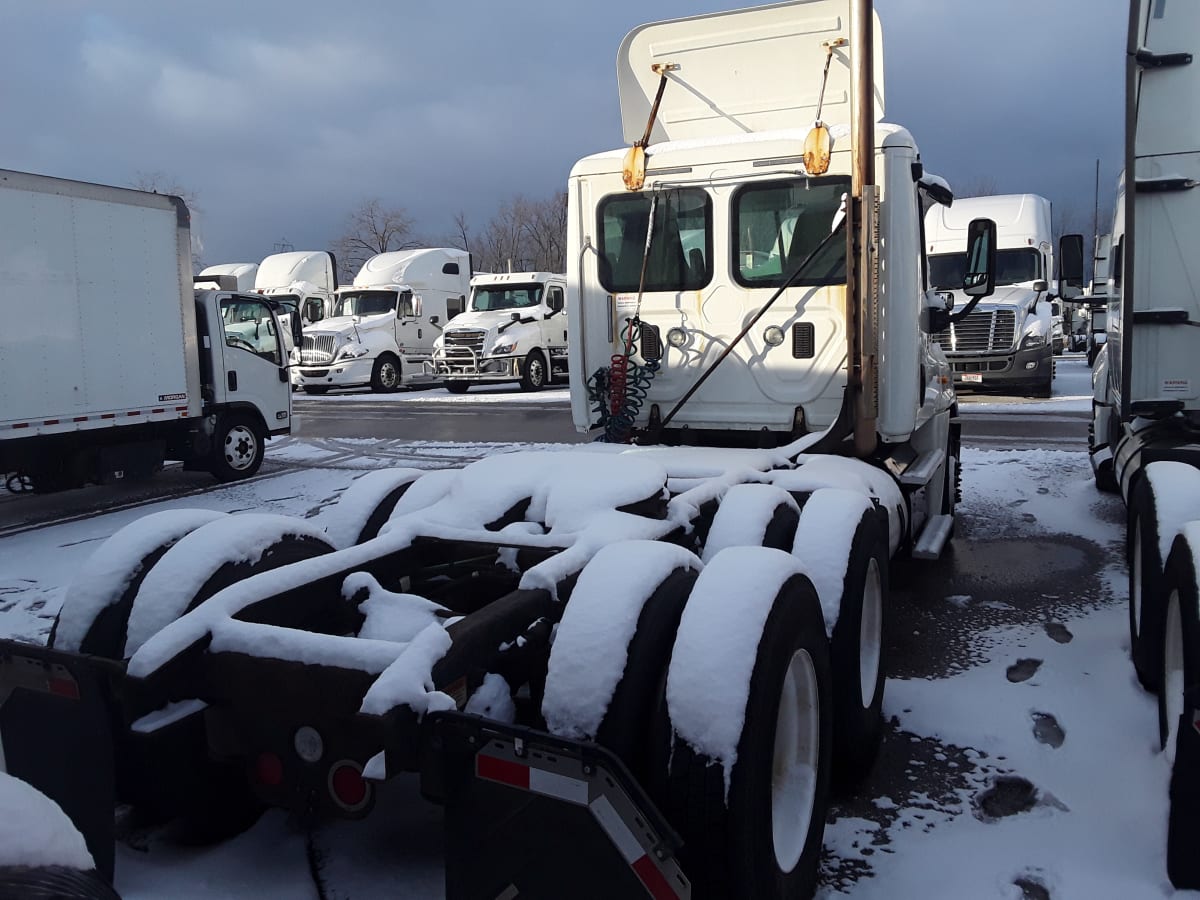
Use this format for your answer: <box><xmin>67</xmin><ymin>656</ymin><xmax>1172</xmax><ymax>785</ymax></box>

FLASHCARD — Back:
<box><xmin>771</xmin><ymin>648</ymin><xmax>820</xmax><ymax>873</ymax></box>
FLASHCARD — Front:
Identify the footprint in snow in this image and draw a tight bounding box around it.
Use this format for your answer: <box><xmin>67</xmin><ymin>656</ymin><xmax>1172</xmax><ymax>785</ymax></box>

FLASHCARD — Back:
<box><xmin>1044</xmin><ymin>622</ymin><xmax>1073</xmax><ymax>644</ymax></box>
<box><xmin>1013</xmin><ymin>873</ymin><xmax>1052</xmax><ymax>900</ymax></box>
<box><xmin>1031</xmin><ymin>712</ymin><xmax>1065</xmax><ymax>748</ymax></box>
<box><xmin>974</xmin><ymin>775</ymin><xmax>1039</xmax><ymax>821</ymax></box>
<box><xmin>1007</xmin><ymin>658</ymin><xmax>1042</xmax><ymax>683</ymax></box>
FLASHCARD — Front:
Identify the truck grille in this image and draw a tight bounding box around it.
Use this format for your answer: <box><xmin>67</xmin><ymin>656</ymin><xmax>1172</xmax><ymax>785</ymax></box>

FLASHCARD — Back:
<box><xmin>444</xmin><ymin>329</ymin><xmax>486</xmax><ymax>359</ymax></box>
<box><xmin>939</xmin><ymin>310</ymin><xmax>1016</xmax><ymax>353</ymax></box>
<box><xmin>301</xmin><ymin>334</ymin><xmax>337</xmax><ymax>364</ymax></box>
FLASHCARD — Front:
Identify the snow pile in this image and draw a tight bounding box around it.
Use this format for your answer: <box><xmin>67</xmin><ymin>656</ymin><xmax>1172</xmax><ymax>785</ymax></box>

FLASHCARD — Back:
<box><xmin>666</xmin><ymin>546</ymin><xmax>818</xmax><ymax>794</ymax></box>
<box><xmin>208</xmin><ymin>620</ymin><xmax>407</xmax><ymax>674</ymax></box>
<box><xmin>345</xmin><ymin>572</ymin><xmax>450</xmax><ymax>643</ymax></box>
<box><xmin>53</xmin><ymin>508</ymin><xmax>226</xmax><ymax>653</ymax></box>
<box><xmin>542</xmin><ymin>541</ymin><xmax>701</xmax><ymax>741</ymax></box>
<box><xmin>381</xmin><ymin>469</ymin><xmax>458</xmax><ymax>523</ymax></box>
<box><xmin>543</xmin><ymin>454</ymin><xmax>667</xmax><ymax>531</ymax></box>
<box><xmin>0</xmin><ymin>772</ymin><xmax>94</xmax><ymax>871</ymax></box>
<box><xmin>321</xmin><ymin>468</ymin><xmax>423</xmax><ymax>549</ymax></box>
<box><xmin>359</xmin><ymin>623</ymin><xmax>456</xmax><ymax>718</ymax></box>
<box><xmin>791</xmin><ymin>488</ymin><xmax>873</xmax><ymax>636</ymax></box>
<box><xmin>773</xmin><ymin>455</ymin><xmax>905</xmax><ymax>554</ymax></box>
<box><xmin>701</xmin><ymin>483</ymin><xmax>799</xmax><ymax>563</ymax></box>
<box><xmin>124</xmin><ymin>513</ymin><xmax>330</xmax><ymax>657</ymax></box>
<box><xmin>464</xmin><ymin>673</ymin><xmax>517</xmax><ymax>724</ymax></box>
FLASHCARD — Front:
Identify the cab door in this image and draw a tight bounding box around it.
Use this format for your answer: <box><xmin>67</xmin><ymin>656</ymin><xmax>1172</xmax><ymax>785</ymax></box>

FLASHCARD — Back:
<box><xmin>216</xmin><ymin>295</ymin><xmax>292</xmax><ymax>431</ymax></box>
<box><xmin>394</xmin><ymin>290</ymin><xmax>436</xmax><ymax>372</ymax></box>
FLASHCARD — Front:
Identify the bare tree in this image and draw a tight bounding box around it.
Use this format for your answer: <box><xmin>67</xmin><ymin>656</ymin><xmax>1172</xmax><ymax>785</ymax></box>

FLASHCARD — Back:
<box><xmin>474</xmin><ymin>191</ymin><xmax>568</xmax><ymax>274</ymax></box>
<box><xmin>130</xmin><ymin>171</ymin><xmax>203</xmax><ymax>269</ymax></box>
<box><xmin>446</xmin><ymin>210</ymin><xmax>473</xmax><ymax>261</ymax></box>
<box><xmin>332</xmin><ymin>198</ymin><xmax>420</xmax><ymax>282</ymax></box>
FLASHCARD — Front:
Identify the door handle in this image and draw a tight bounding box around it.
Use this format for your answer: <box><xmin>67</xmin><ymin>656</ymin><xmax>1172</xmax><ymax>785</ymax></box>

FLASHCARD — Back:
<box><xmin>228</xmin><ymin>371</ymin><xmax>238</xmax><ymax>391</ymax></box>
<box><xmin>418</xmin><ymin>328</ymin><xmax>423</xmax><ymax>340</ymax></box>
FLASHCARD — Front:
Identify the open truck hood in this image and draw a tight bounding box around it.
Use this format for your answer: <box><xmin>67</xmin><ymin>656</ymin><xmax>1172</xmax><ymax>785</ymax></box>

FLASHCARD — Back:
<box><xmin>617</xmin><ymin>0</ymin><xmax>884</xmax><ymax>144</ymax></box>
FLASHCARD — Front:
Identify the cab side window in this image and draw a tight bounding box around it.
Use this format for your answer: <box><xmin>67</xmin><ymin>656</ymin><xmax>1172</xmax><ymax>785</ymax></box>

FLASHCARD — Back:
<box><xmin>219</xmin><ymin>297</ymin><xmax>281</xmax><ymax>365</ymax></box>
<box><xmin>547</xmin><ymin>286</ymin><xmax>564</xmax><ymax>312</ymax></box>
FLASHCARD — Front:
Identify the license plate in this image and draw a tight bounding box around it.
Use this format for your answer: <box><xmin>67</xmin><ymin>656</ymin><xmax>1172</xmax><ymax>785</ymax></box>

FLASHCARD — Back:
<box><xmin>961</xmin><ymin>373</ymin><xmax>983</xmax><ymax>384</ymax></box>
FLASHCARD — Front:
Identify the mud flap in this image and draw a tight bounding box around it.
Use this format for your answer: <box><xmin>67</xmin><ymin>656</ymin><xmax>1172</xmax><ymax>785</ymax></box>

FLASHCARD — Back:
<box><xmin>1169</xmin><ymin>690</ymin><xmax>1200</xmax><ymax>889</ymax></box>
<box><xmin>422</xmin><ymin>712</ymin><xmax>690</xmax><ymax>900</ymax></box>
<box><xmin>0</xmin><ymin>642</ymin><xmax>117</xmax><ymax>883</ymax></box>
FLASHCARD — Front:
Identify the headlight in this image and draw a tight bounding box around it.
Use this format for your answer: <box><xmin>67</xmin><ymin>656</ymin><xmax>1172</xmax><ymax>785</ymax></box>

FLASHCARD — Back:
<box><xmin>336</xmin><ymin>343</ymin><xmax>369</xmax><ymax>360</ymax></box>
<box><xmin>1021</xmin><ymin>334</ymin><xmax>1047</xmax><ymax>349</ymax></box>
<box><xmin>492</xmin><ymin>341</ymin><xmax>516</xmax><ymax>355</ymax></box>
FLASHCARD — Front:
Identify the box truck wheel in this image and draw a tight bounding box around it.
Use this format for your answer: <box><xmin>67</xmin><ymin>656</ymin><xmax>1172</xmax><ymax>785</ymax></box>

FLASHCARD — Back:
<box><xmin>209</xmin><ymin>414</ymin><xmax>264</xmax><ymax>482</ymax></box>
<box><xmin>520</xmin><ymin>350</ymin><xmax>547</xmax><ymax>392</ymax></box>
<box><xmin>662</xmin><ymin>548</ymin><xmax>832</xmax><ymax>900</ymax></box>
<box><xmin>442</xmin><ymin>381</ymin><xmax>470</xmax><ymax>394</ymax></box>
<box><xmin>542</xmin><ymin>542</ymin><xmax>699</xmax><ymax>782</ymax></box>
<box><xmin>370</xmin><ymin>353</ymin><xmax>402</xmax><ymax>393</ymax></box>
<box><xmin>302</xmin><ymin>385</ymin><xmax>329</xmax><ymax>395</ymax></box>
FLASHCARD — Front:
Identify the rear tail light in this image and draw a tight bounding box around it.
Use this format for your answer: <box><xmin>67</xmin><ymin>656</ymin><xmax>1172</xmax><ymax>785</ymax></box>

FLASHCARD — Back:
<box><xmin>254</xmin><ymin>752</ymin><xmax>284</xmax><ymax>787</ymax></box>
<box><xmin>328</xmin><ymin>760</ymin><xmax>371</xmax><ymax>812</ymax></box>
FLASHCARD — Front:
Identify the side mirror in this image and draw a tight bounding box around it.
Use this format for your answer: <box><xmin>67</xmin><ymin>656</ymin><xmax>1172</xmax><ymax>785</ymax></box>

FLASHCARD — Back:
<box><xmin>1032</xmin><ymin>279</ymin><xmax>1049</xmax><ymax>293</ymax></box>
<box><xmin>510</xmin><ymin>312</ymin><xmax>521</xmax><ymax>322</ymax></box>
<box><xmin>430</xmin><ymin>315</ymin><xmax>440</xmax><ymax>325</ymax></box>
<box><xmin>963</xmin><ymin>218</ymin><xmax>997</xmax><ymax>298</ymax></box>
<box><xmin>1058</xmin><ymin>233</ymin><xmax>1085</xmax><ymax>300</ymax></box>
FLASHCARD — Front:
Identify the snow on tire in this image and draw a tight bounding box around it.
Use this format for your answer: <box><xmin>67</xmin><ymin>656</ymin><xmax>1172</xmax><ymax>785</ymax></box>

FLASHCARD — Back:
<box><xmin>1164</xmin><ymin>525</ymin><xmax>1200</xmax><ymax>889</ymax></box>
<box><xmin>1128</xmin><ymin>464</ymin><xmax>1200</xmax><ymax>692</ymax></box>
<box><xmin>701</xmin><ymin>483</ymin><xmax>800</xmax><ymax>563</ymax></box>
<box><xmin>663</xmin><ymin>546</ymin><xmax>832</xmax><ymax>900</ymax></box>
<box><xmin>792</xmin><ymin>488</ymin><xmax>888</xmax><ymax>785</ymax></box>
<box><xmin>50</xmin><ymin>509</ymin><xmax>228</xmax><ymax>659</ymax></box>
<box><xmin>321</xmin><ymin>468</ymin><xmax>425</xmax><ymax>548</ymax></box>
<box><xmin>122</xmin><ymin>513</ymin><xmax>334</xmax><ymax>658</ymax></box>
<box><xmin>542</xmin><ymin>540</ymin><xmax>701</xmax><ymax>780</ymax></box>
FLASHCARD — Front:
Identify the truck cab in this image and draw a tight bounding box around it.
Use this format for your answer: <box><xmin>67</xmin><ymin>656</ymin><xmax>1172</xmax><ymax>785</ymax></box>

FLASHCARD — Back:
<box><xmin>926</xmin><ymin>194</ymin><xmax>1058</xmax><ymax>397</ymax></box>
<box><xmin>429</xmin><ymin>272</ymin><xmax>567</xmax><ymax>392</ymax></box>
<box><xmin>295</xmin><ymin>248</ymin><xmax>470</xmax><ymax>394</ymax></box>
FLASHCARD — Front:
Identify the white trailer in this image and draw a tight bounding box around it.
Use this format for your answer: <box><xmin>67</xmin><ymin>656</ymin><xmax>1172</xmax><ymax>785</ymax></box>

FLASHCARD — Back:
<box><xmin>925</xmin><ymin>193</ymin><xmax>1064</xmax><ymax>396</ymax></box>
<box><xmin>295</xmin><ymin>248</ymin><xmax>469</xmax><ymax>394</ymax></box>
<box><xmin>428</xmin><ymin>271</ymin><xmax>567</xmax><ymax>392</ymax></box>
<box><xmin>0</xmin><ymin>169</ymin><xmax>293</xmax><ymax>492</ymax></box>
<box><xmin>1081</xmin><ymin>0</ymin><xmax>1200</xmax><ymax>888</ymax></box>
<box><xmin>0</xmin><ymin>4</ymin><xmax>998</xmax><ymax>899</ymax></box>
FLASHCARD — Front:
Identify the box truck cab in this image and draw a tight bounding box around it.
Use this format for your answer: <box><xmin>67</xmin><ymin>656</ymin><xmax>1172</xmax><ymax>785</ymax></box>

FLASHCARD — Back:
<box><xmin>295</xmin><ymin>248</ymin><xmax>469</xmax><ymax>394</ymax></box>
<box><xmin>429</xmin><ymin>271</ymin><xmax>567</xmax><ymax>392</ymax></box>
<box><xmin>926</xmin><ymin>194</ymin><xmax>1058</xmax><ymax>396</ymax></box>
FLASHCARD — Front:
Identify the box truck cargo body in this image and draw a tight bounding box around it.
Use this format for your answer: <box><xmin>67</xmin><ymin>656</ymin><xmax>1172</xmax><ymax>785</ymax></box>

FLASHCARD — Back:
<box><xmin>0</xmin><ymin>169</ymin><xmax>291</xmax><ymax>492</ymax></box>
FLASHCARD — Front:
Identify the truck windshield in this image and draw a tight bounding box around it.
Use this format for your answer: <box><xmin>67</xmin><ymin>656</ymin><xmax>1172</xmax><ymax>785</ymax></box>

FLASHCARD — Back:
<box><xmin>332</xmin><ymin>290</ymin><xmax>397</xmax><ymax>318</ymax></box>
<box><xmin>930</xmin><ymin>248</ymin><xmax>1042</xmax><ymax>290</ymax></box>
<box><xmin>733</xmin><ymin>177</ymin><xmax>850</xmax><ymax>288</ymax></box>
<box><xmin>598</xmin><ymin>188</ymin><xmax>711</xmax><ymax>293</ymax></box>
<box><xmin>471</xmin><ymin>284</ymin><xmax>543</xmax><ymax>311</ymax></box>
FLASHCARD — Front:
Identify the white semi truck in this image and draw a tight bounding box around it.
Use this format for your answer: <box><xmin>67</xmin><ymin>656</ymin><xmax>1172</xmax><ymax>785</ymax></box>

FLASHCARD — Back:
<box><xmin>295</xmin><ymin>248</ymin><xmax>469</xmax><ymax>394</ymax></box>
<box><xmin>195</xmin><ymin>263</ymin><xmax>258</xmax><ymax>292</ymax></box>
<box><xmin>253</xmin><ymin>250</ymin><xmax>338</xmax><ymax>327</ymax></box>
<box><xmin>428</xmin><ymin>271</ymin><xmax>567</xmax><ymax>392</ymax></box>
<box><xmin>0</xmin><ymin>3</ymin><xmax>996</xmax><ymax>898</ymax></box>
<box><xmin>1084</xmin><ymin>0</ymin><xmax>1200</xmax><ymax>887</ymax></box>
<box><xmin>926</xmin><ymin>194</ymin><xmax>1063</xmax><ymax>397</ymax></box>
<box><xmin>0</xmin><ymin>169</ymin><xmax>293</xmax><ymax>493</ymax></box>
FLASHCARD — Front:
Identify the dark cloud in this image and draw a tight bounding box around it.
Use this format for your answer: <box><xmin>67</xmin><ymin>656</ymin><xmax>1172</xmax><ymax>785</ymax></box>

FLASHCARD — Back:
<box><xmin>0</xmin><ymin>1</ymin><xmax>1127</xmax><ymax>263</ymax></box>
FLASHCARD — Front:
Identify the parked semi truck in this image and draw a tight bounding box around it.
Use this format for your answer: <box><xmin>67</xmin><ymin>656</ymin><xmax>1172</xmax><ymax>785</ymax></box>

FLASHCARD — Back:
<box><xmin>254</xmin><ymin>249</ymin><xmax>338</xmax><ymax>327</ymax></box>
<box><xmin>0</xmin><ymin>3</ymin><xmax>996</xmax><ymax>898</ymax></box>
<box><xmin>428</xmin><ymin>271</ymin><xmax>568</xmax><ymax>392</ymax></box>
<box><xmin>0</xmin><ymin>170</ymin><xmax>293</xmax><ymax>494</ymax></box>
<box><xmin>195</xmin><ymin>263</ymin><xmax>258</xmax><ymax>293</ymax></box>
<box><xmin>1082</xmin><ymin>0</ymin><xmax>1200</xmax><ymax>888</ymax></box>
<box><xmin>1086</xmin><ymin>233</ymin><xmax>1112</xmax><ymax>366</ymax></box>
<box><xmin>926</xmin><ymin>194</ymin><xmax>1064</xmax><ymax>397</ymax></box>
<box><xmin>295</xmin><ymin>248</ymin><xmax>469</xmax><ymax>394</ymax></box>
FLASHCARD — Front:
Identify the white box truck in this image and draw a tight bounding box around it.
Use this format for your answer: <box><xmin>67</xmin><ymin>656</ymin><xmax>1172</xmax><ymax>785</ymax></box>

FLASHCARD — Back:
<box><xmin>926</xmin><ymin>194</ymin><xmax>1062</xmax><ymax>397</ymax></box>
<box><xmin>428</xmin><ymin>271</ymin><xmax>567</xmax><ymax>392</ymax></box>
<box><xmin>1080</xmin><ymin>0</ymin><xmax>1200</xmax><ymax>887</ymax></box>
<box><xmin>0</xmin><ymin>169</ymin><xmax>293</xmax><ymax>492</ymax></box>
<box><xmin>294</xmin><ymin>248</ymin><xmax>469</xmax><ymax>394</ymax></box>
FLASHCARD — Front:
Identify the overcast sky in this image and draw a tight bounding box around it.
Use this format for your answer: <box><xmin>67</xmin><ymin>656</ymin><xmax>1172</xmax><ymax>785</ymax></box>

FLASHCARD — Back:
<box><xmin>1</xmin><ymin>0</ymin><xmax>1127</xmax><ymax>267</ymax></box>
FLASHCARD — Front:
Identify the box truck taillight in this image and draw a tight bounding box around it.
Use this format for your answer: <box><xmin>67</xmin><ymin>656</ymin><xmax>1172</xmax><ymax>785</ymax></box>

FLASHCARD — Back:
<box><xmin>329</xmin><ymin>761</ymin><xmax>370</xmax><ymax>811</ymax></box>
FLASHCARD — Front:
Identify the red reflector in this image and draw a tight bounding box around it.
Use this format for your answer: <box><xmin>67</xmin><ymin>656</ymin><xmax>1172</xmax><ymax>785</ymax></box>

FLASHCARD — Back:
<box><xmin>47</xmin><ymin>676</ymin><xmax>79</xmax><ymax>700</ymax></box>
<box><xmin>477</xmin><ymin>754</ymin><xmax>530</xmax><ymax>790</ymax></box>
<box><xmin>12</xmin><ymin>423</ymin><xmax>29</xmax><ymax>429</ymax></box>
<box><xmin>633</xmin><ymin>855</ymin><xmax>679</xmax><ymax>900</ymax></box>
<box><xmin>330</xmin><ymin>763</ymin><xmax>367</xmax><ymax>808</ymax></box>
<box><xmin>43</xmin><ymin>420</ymin><xmax>60</xmax><ymax>426</ymax></box>
<box><xmin>73</xmin><ymin>416</ymin><xmax>88</xmax><ymax>422</ymax></box>
<box><xmin>255</xmin><ymin>752</ymin><xmax>284</xmax><ymax>786</ymax></box>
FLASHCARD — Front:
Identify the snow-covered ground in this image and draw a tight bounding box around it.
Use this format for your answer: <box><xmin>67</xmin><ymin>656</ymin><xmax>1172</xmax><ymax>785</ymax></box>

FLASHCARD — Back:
<box><xmin>1</xmin><ymin>428</ymin><xmax>1194</xmax><ymax>899</ymax></box>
